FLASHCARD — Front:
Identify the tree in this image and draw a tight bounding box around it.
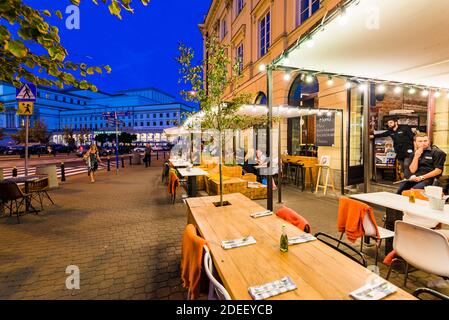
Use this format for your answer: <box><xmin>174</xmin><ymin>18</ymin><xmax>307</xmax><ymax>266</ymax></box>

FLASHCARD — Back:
<box><xmin>0</xmin><ymin>0</ymin><xmax>149</xmax><ymax>90</ymax></box>
<box><xmin>95</xmin><ymin>133</ymin><xmax>109</xmax><ymax>146</ymax></box>
<box><xmin>119</xmin><ymin>132</ymin><xmax>136</xmax><ymax>145</ymax></box>
<box><xmin>177</xmin><ymin>35</ymin><xmax>265</xmax><ymax>206</ymax></box>
<box><xmin>10</xmin><ymin>119</ymin><xmax>50</xmax><ymax>143</ymax></box>
<box><xmin>78</xmin><ymin>126</ymin><xmax>91</xmax><ymax>145</ymax></box>
<box><xmin>63</xmin><ymin>126</ymin><xmax>76</xmax><ymax>149</ymax></box>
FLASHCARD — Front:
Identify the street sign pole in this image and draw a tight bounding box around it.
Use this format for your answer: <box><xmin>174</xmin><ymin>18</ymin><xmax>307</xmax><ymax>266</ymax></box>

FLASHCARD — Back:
<box><xmin>115</xmin><ymin>111</ymin><xmax>119</xmax><ymax>174</ymax></box>
<box><xmin>25</xmin><ymin>115</ymin><xmax>29</xmax><ymax>177</ymax></box>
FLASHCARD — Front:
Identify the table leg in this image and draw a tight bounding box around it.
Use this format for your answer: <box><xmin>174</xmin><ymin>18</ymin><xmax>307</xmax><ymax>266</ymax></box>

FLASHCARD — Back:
<box><xmin>188</xmin><ymin>176</ymin><xmax>197</xmax><ymax>197</ymax></box>
<box><xmin>384</xmin><ymin>208</ymin><xmax>403</xmax><ymax>254</ymax></box>
<box><xmin>308</xmin><ymin>168</ymin><xmax>314</xmax><ymax>193</ymax></box>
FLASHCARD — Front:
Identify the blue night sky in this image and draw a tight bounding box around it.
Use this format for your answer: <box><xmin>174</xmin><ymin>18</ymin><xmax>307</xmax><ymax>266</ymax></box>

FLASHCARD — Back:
<box><xmin>24</xmin><ymin>0</ymin><xmax>210</xmax><ymax>101</ymax></box>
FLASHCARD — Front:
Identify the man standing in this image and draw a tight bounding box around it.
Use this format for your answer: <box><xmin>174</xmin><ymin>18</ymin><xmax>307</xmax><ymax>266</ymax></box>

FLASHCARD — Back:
<box><xmin>397</xmin><ymin>132</ymin><xmax>446</xmax><ymax>194</ymax></box>
<box><xmin>144</xmin><ymin>143</ymin><xmax>152</xmax><ymax>168</ymax></box>
<box><xmin>372</xmin><ymin>117</ymin><xmax>415</xmax><ymax>178</ymax></box>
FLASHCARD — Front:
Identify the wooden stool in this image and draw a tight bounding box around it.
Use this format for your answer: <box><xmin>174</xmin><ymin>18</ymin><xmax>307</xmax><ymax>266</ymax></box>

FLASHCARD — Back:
<box><xmin>303</xmin><ymin>165</ymin><xmax>315</xmax><ymax>192</ymax></box>
<box><xmin>315</xmin><ymin>164</ymin><xmax>336</xmax><ymax>196</ymax></box>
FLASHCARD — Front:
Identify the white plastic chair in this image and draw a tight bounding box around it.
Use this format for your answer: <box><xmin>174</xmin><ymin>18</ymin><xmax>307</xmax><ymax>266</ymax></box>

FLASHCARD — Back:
<box><xmin>386</xmin><ymin>221</ymin><xmax>449</xmax><ymax>287</ymax></box>
<box><xmin>203</xmin><ymin>245</ymin><xmax>231</xmax><ymax>300</ymax></box>
<box><xmin>360</xmin><ymin>211</ymin><xmax>395</xmax><ymax>266</ymax></box>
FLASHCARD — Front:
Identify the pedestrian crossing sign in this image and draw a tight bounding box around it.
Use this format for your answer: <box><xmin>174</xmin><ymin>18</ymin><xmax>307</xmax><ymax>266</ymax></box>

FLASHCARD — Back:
<box><xmin>17</xmin><ymin>101</ymin><xmax>34</xmax><ymax>115</ymax></box>
<box><xmin>16</xmin><ymin>83</ymin><xmax>37</xmax><ymax>102</ymax></box>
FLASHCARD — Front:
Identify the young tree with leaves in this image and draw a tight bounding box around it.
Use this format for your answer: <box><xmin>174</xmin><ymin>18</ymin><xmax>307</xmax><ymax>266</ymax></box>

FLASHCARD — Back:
<box><xmin>63</xmin><ymin>126</ymin><xmax>76</xmax><ymax>149</ymax></box>
<box><xmin>0</xmin><ymin>0</ymin><xmax>149</xmax><ymax>90</ymax></box>
<box><xmin>177</xmin><ymin>35</ymin><xmax>266</xmax><ymax>206</ymax></box>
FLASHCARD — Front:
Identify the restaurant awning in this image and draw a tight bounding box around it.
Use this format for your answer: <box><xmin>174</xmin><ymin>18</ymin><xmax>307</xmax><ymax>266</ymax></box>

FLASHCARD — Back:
<box><xmin>277</xmin><ymin>0</ymin><xmax>449</xmax><ymax>89</ymax></box>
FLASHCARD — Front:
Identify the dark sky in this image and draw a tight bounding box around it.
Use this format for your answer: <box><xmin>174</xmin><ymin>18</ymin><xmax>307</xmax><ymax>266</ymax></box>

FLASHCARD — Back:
<box><xmin>24</xmin><ymin>0</ymin><xmax>210</xmax><ymax>101</ymax></box>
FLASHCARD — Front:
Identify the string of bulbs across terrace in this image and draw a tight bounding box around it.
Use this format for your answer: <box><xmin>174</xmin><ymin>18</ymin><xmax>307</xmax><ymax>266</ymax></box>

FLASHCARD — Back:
<box><xmin>258</xmin><ymin>0</ymin><xmax>449</xmax><ymax>100</ymax></box>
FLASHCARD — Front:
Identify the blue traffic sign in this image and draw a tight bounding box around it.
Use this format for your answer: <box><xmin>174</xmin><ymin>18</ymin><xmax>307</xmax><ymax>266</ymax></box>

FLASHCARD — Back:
<box><xmin>16</xmin><ymin>83</ymin><xmax>37</xmax><ymax>102</ymax></box>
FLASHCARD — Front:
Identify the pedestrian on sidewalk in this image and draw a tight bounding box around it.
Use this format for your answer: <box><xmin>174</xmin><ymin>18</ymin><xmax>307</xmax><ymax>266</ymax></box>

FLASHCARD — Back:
<box><xmin>83</xmin><ymin>144</ymin><xmax>102</xmax><ymax>183</ymax></box>
<box><xmin>144</xmin><ymin>143</ymin><xmax>152</xmax><ymax>167</ymax></box>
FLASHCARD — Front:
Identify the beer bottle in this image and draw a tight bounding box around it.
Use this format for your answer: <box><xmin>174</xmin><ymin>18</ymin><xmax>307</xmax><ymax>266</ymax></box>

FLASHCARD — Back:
<box><xmin>280</xmin><ymin>225</ymin><xmax>289</xmax><ymax>252</ymax></box>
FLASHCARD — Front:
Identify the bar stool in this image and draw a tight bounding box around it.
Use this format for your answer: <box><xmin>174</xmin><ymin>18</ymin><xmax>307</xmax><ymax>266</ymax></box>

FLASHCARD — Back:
<box><xmin>294</xmin><ymin>163</ymin><xmax>305</xmax><ymax>191</ymax></box>
<box><xmin>303</xmin><ymin>165</ymin><xmax>315</xmax><ymax>192</ymax></box>
<box><xmin>287</xmin><ymin>162</ymin><xmax>298</xmax><ymax>184</ymax></box>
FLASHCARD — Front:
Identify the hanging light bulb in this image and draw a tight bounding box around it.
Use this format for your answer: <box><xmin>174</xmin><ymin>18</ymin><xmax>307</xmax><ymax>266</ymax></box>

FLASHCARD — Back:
<box><xmin>259</xmin><ymin>64</ymin><xmax>266</xmax><ymax>72</ymax></box>
<box><xmin>326</xmin><ymin>110</ymin><xmax>333</xmax><ymax>116</ymax></box>
<box><xmin>283</xmin><ymin>72</ymin><xmax>291</xmax><ymax>81</ymax></box>
<box><xmin>408</xmin><ymin>87</ymin><xmax>416</xmax><ymax>94</ymax></box>
<box><xmin>317</xmin><ymin>110</ymin><xmax>323</xmax><ymax>116</ymax></box>
<box><xmin>327</xmin><ymin>76</ymin><xmax>334</xmax><ymax>86</ymax></box>
<box><xmin>358</xmin><ymin>82</ymin><xmax>367</xmax><ymax>92</ymax></box>
<box><xmin>421</xmin><ymin>88</ymin><xmax>429</xmax><ymax>97</ymax></box>
<box><xmin>337</xmin><ymin>8</ymin><xmax>348</xmax><ymax>26</ymax></box>
<box><xmin>394</xmin><ymin>86</ymin><xmax>402</xmax><ymax>94</ymax></box>
<box><xmin>305</xmin><ymin>74</ymin><xmax>314</xmax><ymax>83</ymax></box>
<box><xmin>345</xmin><ymin>81</ymin><xmax>352</xmax><ymax>89</ymax></box>
<box><xmin>377</xmin><ymin>84</ymin><xmax>386</xmax><ymax>93</ymax></box>
<box><xmin>434</xmin><ymin>90</ymin><xmax>441</xmax><ymax>98</ymax></box>
<box><xmin>305</xmin><ymin>36</ymin><xmax>315</xmax><ymax>48</ymax></box>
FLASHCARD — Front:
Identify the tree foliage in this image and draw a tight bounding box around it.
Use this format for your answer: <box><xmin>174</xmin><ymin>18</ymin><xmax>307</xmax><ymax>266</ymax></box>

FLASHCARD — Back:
<box><xmin>119</xmin><ymin>132</ymin><xmax>136</xmax><ymax>144</ymax></box>
<box><xmin>10</xmin><ymin>119</ymin><xmax>50</xmax><ymax>144</ymax></box>
<box><xmin>63</xmin><ymin>126</ymin><xmax>76</xmax><ymax>148</ymax></box>
<box><xmin>0</xmin><ymin>0</ymin><xmax>150</xmax><ymax>91</ymax></box>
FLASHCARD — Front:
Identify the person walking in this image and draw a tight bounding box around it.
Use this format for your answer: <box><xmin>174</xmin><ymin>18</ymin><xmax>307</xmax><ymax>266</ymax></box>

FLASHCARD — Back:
<box><xmin>144</xmin><ymin>143</ymin><xmax>152</xmax><ymax>167</ymax></box>
<box><xmin>83</xmin><ymin>144</ymin><xmax>102</xmax><ymax>183</ymax></box>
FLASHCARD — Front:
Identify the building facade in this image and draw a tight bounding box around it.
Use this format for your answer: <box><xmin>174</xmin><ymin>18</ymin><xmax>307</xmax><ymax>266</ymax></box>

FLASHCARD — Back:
<box><xmin>0</xmin><ymin>82</ymin><xmax>196</xmax><ymax>145</ymax></box>
<box><xmin>201</xmin><ymin>0</ymin><xmax>449</xmax><ymax>189</ymax></box>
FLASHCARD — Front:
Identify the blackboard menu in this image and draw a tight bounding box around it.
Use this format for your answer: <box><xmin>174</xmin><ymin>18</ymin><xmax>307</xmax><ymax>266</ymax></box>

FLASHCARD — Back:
<box><xmin>316</xmin><ymin>113</ymin><xmax>335</xmax><ymax>146</ymax></box>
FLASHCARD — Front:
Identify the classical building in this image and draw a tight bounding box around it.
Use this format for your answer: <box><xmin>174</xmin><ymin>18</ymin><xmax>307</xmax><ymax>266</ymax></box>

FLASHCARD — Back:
<box><xmin>0</xmin><ymin>82</ymin><xmax>196</xmax><ymax>145</ymax></box>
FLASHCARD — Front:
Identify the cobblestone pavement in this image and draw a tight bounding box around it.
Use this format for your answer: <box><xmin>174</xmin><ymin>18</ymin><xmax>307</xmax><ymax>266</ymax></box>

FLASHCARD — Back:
<box><xmin>0</xmin><ymin>164</ymin><xmax>187</xmax><ymax>300</ymax></box>
<box><xmin>1</xmin><ymin>166</ymin><xmax>448</xmax><ymax>300</ymax></box>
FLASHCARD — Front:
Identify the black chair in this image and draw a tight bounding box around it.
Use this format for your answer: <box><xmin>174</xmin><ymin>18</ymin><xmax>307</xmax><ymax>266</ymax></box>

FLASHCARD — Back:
<box><xmin>413</xmin><ymin>287</ymin><xmax>449</xmax><ymax>300</ymax></box>
<box><xmin>28</xmin><ymin>177</ymin><xmax>55</xmax><ymax>210</ymax></box>
<box><xmin>314</xmin><ymin>232</ymin><xmax>367</xmax><ymax>267</ymax></box>
<box><xmin>0</xmin><ymin>182</ymin><xmax>32</xmax><ymax>223</ymax></box>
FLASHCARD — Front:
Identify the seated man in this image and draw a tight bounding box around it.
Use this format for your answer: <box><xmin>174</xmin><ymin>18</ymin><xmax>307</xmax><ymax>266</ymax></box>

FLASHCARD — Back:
<box><xmin>397</xmin><ymin>132</ymin><xmax>447</xmax><ymax>194</ymax></box>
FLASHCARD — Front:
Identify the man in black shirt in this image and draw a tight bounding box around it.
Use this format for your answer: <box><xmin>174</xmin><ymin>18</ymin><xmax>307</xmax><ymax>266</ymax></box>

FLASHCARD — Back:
<box><xmin>373</xmin><ymin>117</ymin><xmax>415</xmax><ymax>178</ymax></box>
<box><xmin>397</xmin><ymin>132</ymin><xmax>447</xmax><ymax>194</ymax></box>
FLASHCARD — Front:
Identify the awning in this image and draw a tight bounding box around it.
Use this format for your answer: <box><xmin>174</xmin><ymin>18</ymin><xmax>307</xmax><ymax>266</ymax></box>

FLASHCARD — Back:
<box><xmin>280</xmin><ymin>0</ymin><xmax>449</xmax><ymax>89</ymax></box>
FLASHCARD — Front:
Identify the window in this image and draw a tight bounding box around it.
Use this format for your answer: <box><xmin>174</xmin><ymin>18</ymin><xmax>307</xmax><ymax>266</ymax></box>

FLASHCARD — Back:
<box><xmin>135</xmin><ymin>122</ymin><xmax>137</xmax><ymax>126</ymax></box>
<box><xmin>63</xmin><ymin>97</ymin><xmax>66</xmax><ymax>102</ymax></box>
<box><xmin>236</xmin><ymin>42</ymin><xmax>244</xmax><ymax>74</ymax></box>
<box><xmin>128</xmin><ymin>122</ymin><xmax>131</xmax><ymax>127</ymax></box>
<box><xmin>147</xmin><ymin>122</ymin><xmax>150</xmax><ymax>126</ymax></box>
<box><xmin>70</xmin><ymin>98</ymin><xmax>74</xmax><ymax>104</ymax></box>
<box><xmin>236</xmin><ymin>0</ymin><xmax>244</xmax><ymax>16</ymax></box>
<box><xmin>153</xmin><ymin>122</ymin><xmax>156</xmax><ymax>126</ymax></box>
<box><xmin>166</xmin><ymin>113</ymin><xmax>169</xmax><ymax>117</ymax></box>
<box><xmin>220</xmin><ymin>16</ymin><xmax>227</xmax><ymax>40</ymax></box>
<box><xmin>100</xmin><ymin>123</ymin><xmax>103</xmax><ymax>128</ymax></box>
<box><xmin>140</xmin><ymin>114</ymin><xmax>143</xmax><ymax>119</ymax></box>
<box><xmin>160</xmin><ymin>113</ymin><xmax>163</xmax><ymax>118</ymax></box>
<box><xmin>173</xmin><ymin>112</ymin><xmax>177</xmax><ymax>117</ymax></box>
<box><xmin>147</xmin><ymin>114</ymin><xmax>150</xmax><ymax>118</ymax></box>
<box><xmin>297</xmin><ymin>0</ymin><xmax>320</xmax><ymax>26</ymax></box>
<box><xmin>166</xmin><ymin>121</ymin><xmax>170</xmax><ymax>125</ymax></box>
<box><xmin>140</xmin><ymin>122</ymin><xmax>143</xmax><ymax>126</ymax></box>
<box><xmin>259</xmin><ymin>11</ymin><xmax>270</xmax><ymax>57</ymax></box>
<box><xmin>153</xmin><ymin>114</ymin><xmax>156</xmax><ymax>118</ymax></box>
<box><xmin>160</xmin><ymin>121</ymin><xmax>163</xmax><ymax>126</ymax></box>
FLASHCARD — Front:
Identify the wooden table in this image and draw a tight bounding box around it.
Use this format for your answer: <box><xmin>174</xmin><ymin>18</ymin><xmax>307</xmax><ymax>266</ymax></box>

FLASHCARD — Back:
<box><xmin>209</xmin><ymin>177</ymin><xmax>247</xmax><ymax>195</ymax></box>
<box><xmin>177</xmin><ymin>168</ymin><xmax>208</xmax><ymax>197</ymax></box>
<box><xmin>186</xmin><ymin>193</ymin><xmax>415</xmax><ymax>300</ymax></box>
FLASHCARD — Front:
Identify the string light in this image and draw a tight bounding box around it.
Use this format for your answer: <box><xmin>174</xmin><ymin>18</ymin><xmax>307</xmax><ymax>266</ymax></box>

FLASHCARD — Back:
<box><xmin>327</xmin><ymin>76</ymin><xmax>334</xmax><ymax>86</ymax></box>
<box><xmin>283</xmin><ymin>72</ymin><xmax>291</xmax><ymax>81</ymax></box>
<box><xmin>421</xmin><ymin>89</ymin><xmax>429</xmax><ymax>97</ymax></box>
<box><xmin>259</xmin><ymin>64</ymin><xmax>266</xmax><ymax>72</ymax></box>
<box><xmin>394</xmin><ymin>86</ymin><xmax>402</xmax><ymax>94</ymax></box>
<box><xmin>317</xmin><ymin>110</ymin><xmax>323</xmax><ymax>116</ymax></box>
<box><xmin>434</xmin><ymin>90</ymin><xmax>441</xmax><ymax>98</ymax></box>
<box><xmin>337</xmin><ymin>8</ymin><xmax>348</xmax><ymax>26</ymax></box>
<box><xmin>305</xmin><ymin>36</ymin><xmax>315</xmax><ymax>48</ymax></box>
<box><xmin>376</xmin><ymin>84</ymin><xmax>386</xmax><ymax>93</ymax></box>
<box><xmin>326</xmin><ymin>111</ymin><xmax>333</xmax><ymax>116</ymax></box>
<box><xmin>345</xmin><ymin>81</ymin><xmax>352</xmax><ymax>89</ymax></box>
<box><xmin>408</xmin><ymin>87</ymin><xmax>416</xmax><ymax>95</ymax></box>
<box><xmin>358</xmin><ymin>82</ymin><xmax>367</xmax><ymax>92</ymax></box>
<box><xmin>305</xmin><ymin>74</ymin><xmax>314</xmax><ymax>83</ymax></box>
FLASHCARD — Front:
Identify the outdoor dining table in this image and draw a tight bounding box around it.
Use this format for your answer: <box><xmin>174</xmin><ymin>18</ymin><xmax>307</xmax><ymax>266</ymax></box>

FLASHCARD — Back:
<box><xmin>177</xmin><ymin>167</ymin><xmax>207</xmax><ymax>197</ymax></box>
<box><xmin>2</xmin><ymin>175</ymin><xmax>47</xmax><ymax>214</ymax></box>
<box><xmin>351</xmin><ymin>191</ymin><xmax>449</xmax><ymax>254</ymax></box>
<box><xmin>186</xmin><ymin>193</ymin><xmax>415</xmax><ymax>300</ymax></box>
<box><xmin>168</xmin><ymin>159</ymin><xmax>192</xmax><ymax>168</ymax></box>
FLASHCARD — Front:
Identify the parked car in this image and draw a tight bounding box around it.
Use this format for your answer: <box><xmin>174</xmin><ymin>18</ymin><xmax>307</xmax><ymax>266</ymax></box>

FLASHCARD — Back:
<box><xmin>3</xmin><ymin>146</ymin><xmax>24</xmax><ymax>155</ymax></box>
<box><xmin>28</xmin><ymin>144</ymin><xmax>48</xmax><ymax>155</ymax></box>
<box><xmin>132</xmin><ymin>147</ymin><xmax>146</xmax><ymax>153</ymax></box>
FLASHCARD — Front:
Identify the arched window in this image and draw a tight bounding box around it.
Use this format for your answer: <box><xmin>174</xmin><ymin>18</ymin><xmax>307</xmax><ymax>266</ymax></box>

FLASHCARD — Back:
<box><xmin>288</xmin><ymin>74</ymin><xmax>319</xmax><ymax>107</ymax></box>
<box><xmin>254</xmin><ymin>92</ymin><xmax>267</xmax><ymax>105</ymax></box>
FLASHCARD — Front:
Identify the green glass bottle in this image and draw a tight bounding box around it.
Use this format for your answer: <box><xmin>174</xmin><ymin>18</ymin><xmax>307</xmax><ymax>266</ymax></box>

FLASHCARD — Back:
<box><xmin>280</xmin><ymin>225</ymin><xmax>288</xmax><ymax>252</ymax></box>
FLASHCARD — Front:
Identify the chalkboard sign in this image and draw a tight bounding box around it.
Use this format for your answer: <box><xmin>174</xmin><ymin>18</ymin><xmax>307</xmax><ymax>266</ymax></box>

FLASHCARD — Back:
<box><xmin>316</xmin><ymin>113</ymin><xmax>335</xmax><ymax>146</ymax></box>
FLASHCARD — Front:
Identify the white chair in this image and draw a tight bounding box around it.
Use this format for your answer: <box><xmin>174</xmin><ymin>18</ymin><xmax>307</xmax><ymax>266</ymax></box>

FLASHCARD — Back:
<box><xmin>386</xmin><ymin>221</ymin><xmax>449</xmax><ymax>287</ymax></box>
<box><xmin>359</xmin><ymin>211</ymin><xmax>395</xmax><ymax>266</ymax></box>
<box><xmin>203</xmin><ymin>245</ymin><xmax>231</xmax><ymax>300</ymax></box>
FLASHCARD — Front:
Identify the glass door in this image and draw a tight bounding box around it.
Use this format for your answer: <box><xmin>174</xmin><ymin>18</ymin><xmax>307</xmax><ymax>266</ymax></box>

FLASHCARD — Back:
<box><xmin>347</xmin><ymin>85</ymin><xmax>365</xmax><ymax>185</ymax></box>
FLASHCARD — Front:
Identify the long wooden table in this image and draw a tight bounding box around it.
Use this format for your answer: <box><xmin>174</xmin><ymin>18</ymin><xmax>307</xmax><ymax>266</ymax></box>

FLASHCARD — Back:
<box><xmin>186</xmin><ymin>193</ymin><xmax>415</xmax><ymax>300</ymax></box>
